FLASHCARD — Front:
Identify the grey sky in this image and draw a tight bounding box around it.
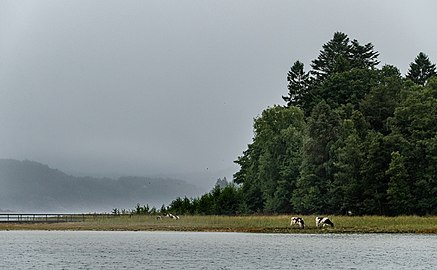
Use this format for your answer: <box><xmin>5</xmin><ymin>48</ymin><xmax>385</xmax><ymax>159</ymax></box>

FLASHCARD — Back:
<box><xmin>1</xmin><ymin>1</ymin><xmax>436</xmax><ymax>188</ymax></box>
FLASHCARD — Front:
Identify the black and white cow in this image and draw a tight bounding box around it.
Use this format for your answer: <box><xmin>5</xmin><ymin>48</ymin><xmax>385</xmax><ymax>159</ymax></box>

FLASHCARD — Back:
<box><xmin>315</xmin><ymin>216</ymin><xmax>334</xmax><ymax>227</ymax></box>
<box><xmin>165</xmin><ymin>213</ymin><xmax>180</xmax><ymax>220</ymax></box>
<box><xmin>290</xmin><ymin>217</ymin><xmax>305</xmax><ymax>229</ymax></box>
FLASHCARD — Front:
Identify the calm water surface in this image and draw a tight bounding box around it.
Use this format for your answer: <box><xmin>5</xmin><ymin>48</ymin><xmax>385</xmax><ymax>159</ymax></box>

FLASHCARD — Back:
<box><xmin>0</xmin><ymin>231</ymin><xmax>436</xmax><ymax>269</ymax></box>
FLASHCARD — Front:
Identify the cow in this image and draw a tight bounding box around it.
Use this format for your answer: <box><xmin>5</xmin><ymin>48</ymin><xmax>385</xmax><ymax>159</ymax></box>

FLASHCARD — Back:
<box><xmin>290</xmin><ymin>217</ymin><xmax>305</xmax><ymax>229</ymax></box>
<box><xmin>316</xmin><ymin>216</ymin><xmax>334</xmax><ymax>227</ymax></box>
<box><xmin>165</xmin><ymin>213</ymin><xmax>179</xmax><ymax>220</ymax></box>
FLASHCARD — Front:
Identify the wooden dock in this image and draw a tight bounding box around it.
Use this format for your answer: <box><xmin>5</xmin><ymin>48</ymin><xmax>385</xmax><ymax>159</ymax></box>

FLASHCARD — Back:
<box><xmin>0</xmin><ymin>213</ymin><xmax>86</xmax><ymax>223</ymax></box>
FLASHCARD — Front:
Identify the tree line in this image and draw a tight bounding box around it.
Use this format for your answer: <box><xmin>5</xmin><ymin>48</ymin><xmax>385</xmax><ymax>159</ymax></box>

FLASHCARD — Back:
<box><xmin>166</xmin><ymin>32</ymin><xmax>436</xmax><ymax>216</ymax></box>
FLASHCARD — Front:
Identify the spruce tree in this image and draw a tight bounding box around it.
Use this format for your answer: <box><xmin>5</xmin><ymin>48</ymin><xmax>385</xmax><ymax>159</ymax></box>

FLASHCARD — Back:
<box><xmin>406</xmin><ymin>52</ymin><xmax>436</xmax><ymax>86</ymax></box>
<box><xmin>311</xmin><ymin>32</ymin><xmax>351</xmax><ymax>81</ymax></box>
<box><xmin>283</xmin><ymin>60</ymin><xmax>309</xmax><ymax>108</ymax></box>
<box><xmin>350</xmin><ymin>39</ymin><xmax>380</xmax><ymax>69</ymax></box>
<box><xmin>311</xmin><ymin>32</ymin><xmax>380</xmax><ymax>82</ymax></box>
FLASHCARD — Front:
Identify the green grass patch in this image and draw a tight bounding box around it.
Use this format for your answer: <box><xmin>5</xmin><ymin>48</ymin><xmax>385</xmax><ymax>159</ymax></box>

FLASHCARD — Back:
<box><xmin>1</xmin><ymin>215</ymin><xmax>436</xmax><ymax>233</ymax></box>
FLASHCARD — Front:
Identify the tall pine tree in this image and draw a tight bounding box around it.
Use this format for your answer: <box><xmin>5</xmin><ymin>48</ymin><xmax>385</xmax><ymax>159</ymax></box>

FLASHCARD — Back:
<box><xmin>406</xmin><ymin>52</ymin><xmax>437</xmax><ymax>86</ymax></box>
<box><xmin>350</xmin><ymin>39</ymin><xmax>380</xmax><ymax>69</ymax></box>
<box><xmin>311</xmin><ymin>32</ymin><xmax>351</xmax><ymax>81</ymax></box>
<box><xmin>283</xmin><ymin>60</ymin><xmax>310</xmax><ymax>108</ymax></box>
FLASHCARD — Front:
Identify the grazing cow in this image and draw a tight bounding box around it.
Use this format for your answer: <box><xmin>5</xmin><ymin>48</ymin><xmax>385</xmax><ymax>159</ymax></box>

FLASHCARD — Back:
<box><xmin>290</xmin><ymin>217</ymin><xmax>305</xmax><ymax>229</ymax></box>
<box><xmin>165</xmin><ymin>213</ymin><xmax>179</xmax><ymax>220</ymax></box>
<box><xmin>316</xmin><ymin>217</ymin><xmax>334</xmax><ymax>227</ymax></box>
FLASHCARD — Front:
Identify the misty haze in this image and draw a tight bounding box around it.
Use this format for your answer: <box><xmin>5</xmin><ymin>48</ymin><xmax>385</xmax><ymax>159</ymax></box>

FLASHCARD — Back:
<box><xmin>1</xmin><ymin>1</ymin><xmax>437</xmax><ymax>270</ymax></box>
<box><xmin>0</xmin><ymin>159</ymin><xmax>204</xmax><ymax>212</ymax></box>
<box><xmin>1</xmin><ymin>1</ymin><xmax>437</xmax><ymax>214</ymax></box>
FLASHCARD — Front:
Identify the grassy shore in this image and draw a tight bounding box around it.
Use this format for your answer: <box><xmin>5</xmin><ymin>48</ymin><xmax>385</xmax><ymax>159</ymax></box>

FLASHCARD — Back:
<box><xmin>1</xmin><ymin>215</ymin><xmax>436</xmax><ymax>233</ymax></box>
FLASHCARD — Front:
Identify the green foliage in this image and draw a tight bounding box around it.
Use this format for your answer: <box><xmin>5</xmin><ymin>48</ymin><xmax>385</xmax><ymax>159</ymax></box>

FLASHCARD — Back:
<box><xmin>315</xmin><ymin>68</ymin><xmax>380</xmax><ymax>110</ymax></box>
<box><xmin>163</xmin><ymin>33</ymin><xmax>436</xmax><ymax>217</ymax></box>
<box><xmin>349</xmin><ymin>39</ymin><xmax>380</xmax><ymax>69</ymax></box>
<box><xmin>234</xmin><ymin>105</ymin><xmax>305</xmax><ymax>213</ymax></box>
<box><xmin>406</xmin><ymin>52</ymin><xmax>437</xmax><ymax>86</ymax></box>
<box><xmin>292</xmin><ymin>101</ymin><xmax>340</xmax><ymax>214</ymax></box>
<box><xmin>360</xmin><ymin>65</ymin><xmax>403</xmax><ymax>134</ymax></box>
<box><xmin>386</xmin><ymin>79</ymin><xmax>437</xmax><ymax>214</ymax></box>
<box><xmin>330</xmin><ymin>121</ymin><xmax>365</xmax><ymax>214</ymax></box>
<box><xmin>234</xmin><ymin>32</ymin><xmax>436</xmax><ymax>216</ymax></box>
<box><xmin>311</xmin><ymin>32</ymin><xmax>352</xmax><ymax>80</ymax></box>
<box><xmin>311</xmin><ymin>32</ymin><xmax>379</xmax><ymax>82</ymax></box>
<box><xmin>166</xmin><ymin>183</ymin><xmax>243</xmax><ymax>215</ymax></box>
<box><xmin>359</xmin><ymin>131</ymin><xmax>392</xmax><ymax>215</ymax></box>
<box><xmin>134</xmin><ymin>203</ymin><xmax>150</xmax><ymax>215</ymax></box>
<box><xmin>283</xmin><ymin>60</ymin><xmax>310</xmax><ymax>108</ymax></box>
<box><xmin>386</xmin><ymin>151</ymin><xmax>414</xmax><ymax>215</ymax></box>
<box><xmin>284</xmin><ymin>32</ymin><xmax>380</xmax><ymax>116</ymax></box>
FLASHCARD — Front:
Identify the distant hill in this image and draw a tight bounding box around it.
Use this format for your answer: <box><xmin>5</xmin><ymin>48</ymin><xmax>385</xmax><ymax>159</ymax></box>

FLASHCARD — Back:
<box><xmin>0</xmin><ymin>159</ymin><xmax>203</xmax><ymax>213</ymax></box>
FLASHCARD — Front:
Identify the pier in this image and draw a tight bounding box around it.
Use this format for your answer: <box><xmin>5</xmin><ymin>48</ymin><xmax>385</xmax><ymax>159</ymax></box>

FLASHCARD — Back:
<box><xmin>0</xmin><ymin>213</ymin><xmax>86</xmax><ymax>223</ymax></box>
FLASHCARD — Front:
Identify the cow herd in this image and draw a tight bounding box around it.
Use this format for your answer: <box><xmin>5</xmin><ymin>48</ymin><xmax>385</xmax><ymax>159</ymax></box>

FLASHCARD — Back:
<box><xmin>155</xmin><ymin>214</ymin><xmax>334</xmax><ymax>229</ymax></box>
<box><xmin>290</xmin><ymin>216</ymin><xmax>334</xmax><ymax>229</ymax></box>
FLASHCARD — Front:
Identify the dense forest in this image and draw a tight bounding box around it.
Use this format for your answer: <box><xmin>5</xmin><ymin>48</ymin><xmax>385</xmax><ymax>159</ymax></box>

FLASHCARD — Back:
<box><xmin>166</xmin><ymin>32</ymin><xmax>437</xmax><ymax>216</ymax></box>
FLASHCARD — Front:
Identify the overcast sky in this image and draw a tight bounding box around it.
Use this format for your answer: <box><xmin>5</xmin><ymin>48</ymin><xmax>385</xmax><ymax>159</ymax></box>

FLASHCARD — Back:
<box><xmin>1</xmin><ymin>1</ymin><xmax>436</xmax><ymax>188</ymax></box>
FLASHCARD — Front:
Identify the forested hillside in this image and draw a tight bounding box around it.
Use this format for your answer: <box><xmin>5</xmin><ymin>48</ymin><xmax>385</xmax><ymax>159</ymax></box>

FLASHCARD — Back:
<box><xmin>167</xmin><ymin>32</ymin><xmax>436</xmax><ymax>216</ymax></box>
<box><xmin>0</xmin><ymin>159</ymin><xmax>202</xmax><ymax>212</ymax></box>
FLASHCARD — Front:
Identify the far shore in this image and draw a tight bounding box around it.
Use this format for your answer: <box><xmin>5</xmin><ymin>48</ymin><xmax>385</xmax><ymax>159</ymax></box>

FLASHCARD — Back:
<box><xmin>0</xmin><ymin>215</ymin><xmax>436</xmax><ymax>234</ymax></box>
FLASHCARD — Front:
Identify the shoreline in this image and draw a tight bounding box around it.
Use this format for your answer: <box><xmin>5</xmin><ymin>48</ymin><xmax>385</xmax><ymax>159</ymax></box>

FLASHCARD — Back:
<box><xmin>1</xmin><ymin>215</ymin><xmax>436</xmax><ymax>234</ymax></box>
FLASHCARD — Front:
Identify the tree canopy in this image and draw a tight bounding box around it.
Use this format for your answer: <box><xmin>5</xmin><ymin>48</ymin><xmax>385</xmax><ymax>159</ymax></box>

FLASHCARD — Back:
<box><xmin>234</xmin><ymin>32</ymin><xmax>436</xmax><ymax>215</ymax></box>
<box><xmin>165</xmin><ymin>32</ymin><xmax>436</xmax><ymax>216</ymax></box>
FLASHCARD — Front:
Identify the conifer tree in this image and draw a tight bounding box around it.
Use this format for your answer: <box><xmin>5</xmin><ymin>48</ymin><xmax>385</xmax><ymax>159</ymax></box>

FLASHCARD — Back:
<box><xmin>406</xmin><ymin>52</ymin><xmax>436</xmax><ymax>86</ymax></box>
<box><xmin>283</xmin><ymin>60</ymin><xmax>310</xmax><ymax>107</ymax></box>
<box><xmin>350</xmin><ymin>39</ymin><xmax>380</xmax><ymax>69</ymax></box>
<box><xmin>311</xmin><ymin>32</ymin><xmax>351</xmax><ymax>80</ymax></box>
<box><xmin>311</xmin><ymin>32</ymin><xmax>379</xmax><ymax>82</ymax></box>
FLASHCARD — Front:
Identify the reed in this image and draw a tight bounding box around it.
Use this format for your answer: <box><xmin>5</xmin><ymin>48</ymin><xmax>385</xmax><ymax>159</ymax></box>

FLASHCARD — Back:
<box><xmin>1</xmin><ymin>215</ymin><xmax>436</xmax><ymax>233</ymax></box>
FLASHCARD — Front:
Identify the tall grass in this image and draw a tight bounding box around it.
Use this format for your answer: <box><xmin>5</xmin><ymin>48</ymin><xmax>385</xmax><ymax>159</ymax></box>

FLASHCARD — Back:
<box><xmin>1</xmin><ymin>215</ymin><xmax>436</xmax><ymax>233</ymax></box>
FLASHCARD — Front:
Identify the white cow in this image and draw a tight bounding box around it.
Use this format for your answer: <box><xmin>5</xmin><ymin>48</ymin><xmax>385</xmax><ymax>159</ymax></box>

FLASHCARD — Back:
<box><xmin>315</xmin><ymin>216</ymin><xmax>334</xmax><ymax>227</ymax></box>
<box><xmin>290</xmin><ymin>217</ymin><xmax>305</xmax><ymax>229</ymax></box>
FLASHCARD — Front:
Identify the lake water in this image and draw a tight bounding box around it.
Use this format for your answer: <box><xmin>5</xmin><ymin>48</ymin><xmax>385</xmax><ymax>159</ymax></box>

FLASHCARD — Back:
<box><xmin>0</xmin><ymin>231</ymin><xmax>436</xmax><ymax>269</ymax></box>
